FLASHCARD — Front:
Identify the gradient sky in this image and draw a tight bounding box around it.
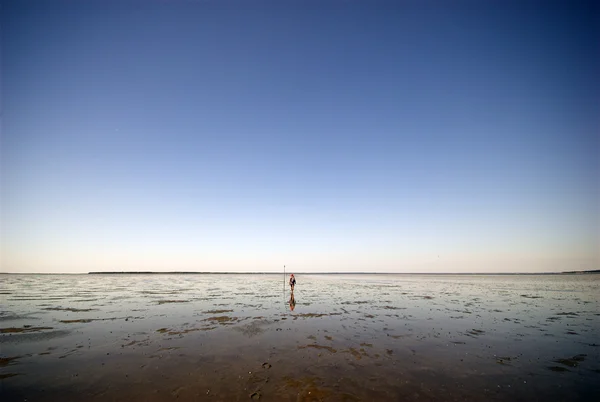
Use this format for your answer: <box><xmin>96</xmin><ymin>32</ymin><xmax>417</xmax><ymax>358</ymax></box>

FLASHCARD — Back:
<box><xmin>1</xmin><ymin>0</ymin><xmax>598</xmax><ymax>273</ymax></box>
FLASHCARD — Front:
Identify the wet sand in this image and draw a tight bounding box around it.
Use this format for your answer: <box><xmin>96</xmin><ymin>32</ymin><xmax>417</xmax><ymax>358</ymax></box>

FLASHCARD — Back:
<box><xmin>1</xmin><ymin>274</ymin><xmax>599</xmax><ymax>401</ymax></box>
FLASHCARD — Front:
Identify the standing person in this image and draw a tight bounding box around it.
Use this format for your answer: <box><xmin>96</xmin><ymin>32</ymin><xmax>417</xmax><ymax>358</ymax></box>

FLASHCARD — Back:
<box><xmin>289</xmin><ymin>274</ymin><xmax>296</xmax><ymax>292</ymax></box>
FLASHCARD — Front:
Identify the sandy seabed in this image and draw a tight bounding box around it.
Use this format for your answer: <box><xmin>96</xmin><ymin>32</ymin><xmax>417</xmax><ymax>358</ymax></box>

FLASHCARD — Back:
<box><xmin>1</xmin><ymin>273</ymin><xmax>599</xmax><ymax>401</ymax></box>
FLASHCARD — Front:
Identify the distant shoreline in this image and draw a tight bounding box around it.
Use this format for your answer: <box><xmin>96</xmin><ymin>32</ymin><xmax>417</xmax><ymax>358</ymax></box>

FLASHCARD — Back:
<box><xmin>1</xmin><ymin>270</ymin><xmax>598</xmax><ymax>275</ymax></box>
<box><xmin>86</xmin><ymin>270</ymin><xmax>600</xmax><ymax>275</ymax></box>
<box><xmin>3</xmin><ymin>271</ymin><xmax>598</xmax><ymax>275</ymax></box>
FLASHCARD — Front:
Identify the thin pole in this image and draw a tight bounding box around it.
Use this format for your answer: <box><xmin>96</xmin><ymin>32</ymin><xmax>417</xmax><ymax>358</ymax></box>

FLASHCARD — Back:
<box><xmin>283</xmin><ymin>265</ymin><xmax>285</xmax><ymax>293</ymax></box>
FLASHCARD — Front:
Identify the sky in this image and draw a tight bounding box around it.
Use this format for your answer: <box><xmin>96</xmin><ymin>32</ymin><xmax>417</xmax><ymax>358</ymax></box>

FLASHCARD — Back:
<box><xmin>1</xmin><ymin>0</ymin><xmax>598</xmax><ymax>274</ymax></box>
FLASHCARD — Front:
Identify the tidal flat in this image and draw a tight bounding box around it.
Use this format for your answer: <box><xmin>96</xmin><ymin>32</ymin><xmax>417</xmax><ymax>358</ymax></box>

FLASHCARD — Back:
<box><xmin>1</xmin><ymin>273</ymin><xmax>598</xmax><ymax>401</ymax></box>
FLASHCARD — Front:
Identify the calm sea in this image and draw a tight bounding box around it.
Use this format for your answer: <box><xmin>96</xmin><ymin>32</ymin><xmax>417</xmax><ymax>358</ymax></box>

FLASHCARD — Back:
<box><xmin>1</xmin><ymin>273</ymin><xmax>599</xmax><ymax>401</ymax></box>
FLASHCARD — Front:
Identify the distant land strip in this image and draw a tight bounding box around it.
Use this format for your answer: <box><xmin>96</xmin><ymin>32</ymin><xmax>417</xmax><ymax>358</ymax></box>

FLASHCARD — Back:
<box><xmin>85</xmin><ymin>270</ymin><xmax>600</xmax><ymax>275</ymax></box>
<box><xmin>1</xmin><ymin>270</ymin><xmax>598</xmax><ymax>275</ymax></box>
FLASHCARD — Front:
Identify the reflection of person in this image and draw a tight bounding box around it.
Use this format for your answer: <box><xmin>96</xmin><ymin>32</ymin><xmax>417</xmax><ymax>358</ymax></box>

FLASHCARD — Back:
<box><xmin>289</xmin><ymin>292</ymin><xmax>296</xmax><ymax>311</ymax></box>
<box><xmin>289</xmin><ymin>274</ymin><xmax>296</xmax><ymax>291</ymax></box>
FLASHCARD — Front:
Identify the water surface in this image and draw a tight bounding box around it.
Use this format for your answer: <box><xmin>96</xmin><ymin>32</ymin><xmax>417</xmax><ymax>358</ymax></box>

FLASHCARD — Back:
<box><xmin>1</xmin><ymin>274</ymin><xmax>598</xmax><ymax>401</ymax></box>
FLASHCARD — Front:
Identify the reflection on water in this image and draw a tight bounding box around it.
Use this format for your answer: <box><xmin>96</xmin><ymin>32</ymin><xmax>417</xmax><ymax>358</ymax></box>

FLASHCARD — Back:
<box><xmin>289</xmin><ymin>291</ymin><xmax>296</xmax><ymax>311</ymax></box>
<box><xmin>1</xmin><ymin>273</ymin><xmax>599</xmax><ymax>401</ymax></box>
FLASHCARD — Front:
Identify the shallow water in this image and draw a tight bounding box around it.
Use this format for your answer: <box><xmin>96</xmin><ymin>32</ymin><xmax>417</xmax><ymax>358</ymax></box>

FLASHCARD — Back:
<box><xmin>1</xmin><ymin>273</ymin><xmax>599</xmax><ymax>401</ymax></box>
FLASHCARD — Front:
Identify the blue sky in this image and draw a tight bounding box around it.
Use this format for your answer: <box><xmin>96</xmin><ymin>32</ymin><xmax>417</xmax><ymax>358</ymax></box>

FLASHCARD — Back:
<box><xmin>1</xmin><ymin>0</ymin><xmax>598</xmax><ymax>273</ymax></box>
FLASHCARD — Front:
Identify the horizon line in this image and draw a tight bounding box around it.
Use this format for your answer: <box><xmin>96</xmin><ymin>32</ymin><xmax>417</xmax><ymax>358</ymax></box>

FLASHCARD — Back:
<box><xmin>0</xmin><ymin>270</ymin><xmax>598</xmax><ymax>275</ymax></box>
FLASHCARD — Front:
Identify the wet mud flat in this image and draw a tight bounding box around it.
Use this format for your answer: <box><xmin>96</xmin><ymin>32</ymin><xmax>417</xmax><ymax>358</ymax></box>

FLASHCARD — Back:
<box><xmin>1</xmin><ymin>274</ymin><xmax>599</xmax><ymax>401</ymax></box>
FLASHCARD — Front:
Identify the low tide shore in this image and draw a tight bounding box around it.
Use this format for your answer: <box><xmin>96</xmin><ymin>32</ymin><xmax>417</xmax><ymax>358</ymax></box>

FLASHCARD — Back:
<box><xmin>1</xmin><ymin>274</ymin><xmax>599</xmax><ymax>401</ymax></box>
